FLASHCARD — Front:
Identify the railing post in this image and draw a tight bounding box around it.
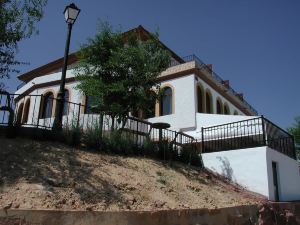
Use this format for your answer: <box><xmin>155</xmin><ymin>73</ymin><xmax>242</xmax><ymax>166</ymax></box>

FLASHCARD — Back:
<box><xmin>201</xmin><ymin>127</ymin><xmax>204</xmax><ymax>153</ymax></box>
<box><xmin>36</xmin><ymin>95</ymin><xmax>43</xmax><ymax>129</ymax></box>
<box><xmin>77</xmin><ymin>103</ymin><xmax>81</xmax><ymax>128</ymax></box>
<box><xmin>261</xmin><ymin>115</ymin><xmax>267</xmax><ymax>146</ymax></box>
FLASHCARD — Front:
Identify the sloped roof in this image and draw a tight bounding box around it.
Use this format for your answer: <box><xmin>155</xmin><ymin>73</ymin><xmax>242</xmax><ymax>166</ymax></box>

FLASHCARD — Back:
<box><xmin>18</xmin><ymin>25</ymin><xmax>184</xmax><ymax>83</ymax></box>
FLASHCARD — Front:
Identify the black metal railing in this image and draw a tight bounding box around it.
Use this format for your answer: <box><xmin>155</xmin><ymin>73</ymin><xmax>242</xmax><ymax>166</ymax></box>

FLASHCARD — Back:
<box><xmin>1</xmin><ymin>92</ymin><xmax>295</xmax><ymax>159</ymax></box>
<box><xmin>198</xmin><ymin>116</ymin><xmax>296</xmax><ymax>159</ymax></box>
<box><xmin>169</xmin><ymin>54</ymin><xmax>258</xmax><ymax>116</ymax></box>
<box><xmin>0</xmin><ymin>92</ymin><xmax>194</xmax><ymax>150</ymax></box>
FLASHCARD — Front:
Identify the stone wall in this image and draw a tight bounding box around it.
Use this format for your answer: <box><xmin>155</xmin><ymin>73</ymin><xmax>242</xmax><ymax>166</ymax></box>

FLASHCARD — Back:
<box><xmin>0</xmin><ymin>205</ymin><xmax>258</xmax><ymax>225</ymax></box>
<box><xmin>1</xmin><ymin>201</ymin><xmax>300</xmax><ymax>225</ymax></box>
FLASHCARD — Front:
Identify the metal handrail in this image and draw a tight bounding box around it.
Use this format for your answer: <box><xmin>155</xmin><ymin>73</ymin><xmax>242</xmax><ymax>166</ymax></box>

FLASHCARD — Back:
<box><xmin>200</xmin><ymin>116</ymin><xmax>296</xmax><ymax>159</ymax></box>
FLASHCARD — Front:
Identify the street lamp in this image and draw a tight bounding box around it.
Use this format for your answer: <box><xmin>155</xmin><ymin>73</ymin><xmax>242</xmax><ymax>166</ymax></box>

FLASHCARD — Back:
<box><xmin>53</xmin><ymin>3</ymin><xmax>80</xmax><ymax>131</ymax></box>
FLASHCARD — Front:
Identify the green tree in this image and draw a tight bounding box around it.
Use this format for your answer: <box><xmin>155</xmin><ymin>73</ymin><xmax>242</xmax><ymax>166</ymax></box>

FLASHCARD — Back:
<box><xmin>288</xmin><ymin>116</ymin><xmax>300</xmax><ymax>159</ymax></box>
<box><xmin>0</xmin><ymin>0</ymin><xmax>47</xmax><ymax>79</ymax></box>
<box><xmin>75</xmin><ymin>22</ymin><xmax>171</xmax><ymax>126</ymax></box>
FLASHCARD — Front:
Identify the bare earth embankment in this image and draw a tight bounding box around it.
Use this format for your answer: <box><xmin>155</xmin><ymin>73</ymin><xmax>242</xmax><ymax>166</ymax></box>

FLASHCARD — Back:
<box><xmin>0</xmin><ymin>137</ymin><xmax>265</xmax><ymax>211</ymax></box>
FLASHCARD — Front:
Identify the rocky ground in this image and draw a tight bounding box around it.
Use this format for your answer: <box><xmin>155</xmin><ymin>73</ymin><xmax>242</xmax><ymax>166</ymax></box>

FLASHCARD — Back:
<box><xmin>0</xmin><ymin>137</ymin><xmax>266</xmax><ymax>211</ymax></box>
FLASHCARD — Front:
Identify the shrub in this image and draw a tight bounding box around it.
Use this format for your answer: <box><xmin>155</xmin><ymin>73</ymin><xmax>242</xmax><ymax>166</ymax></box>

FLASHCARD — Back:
<box><xmin>142</xmin><ymin>136</ymin><xmax>158</xmax><ymax>157</ymax></box>
<box><xmin>82</xmin><ymin>121</ymin><xmax>103</xmax><ymax>150</ymax></box>
<box><xmin>63</xmin><ymin>120</ymin><xmax>82</xmax><ymax>147</ymax></box>
<box><xmin>179</xmin><ymin>144</ymin><xmax>203</xmax><ymax>167</ymax></box>
<box><xmin>103</xmin><ymin>130</ymin><xmax>137</xmax><ymax>155</ymax></box>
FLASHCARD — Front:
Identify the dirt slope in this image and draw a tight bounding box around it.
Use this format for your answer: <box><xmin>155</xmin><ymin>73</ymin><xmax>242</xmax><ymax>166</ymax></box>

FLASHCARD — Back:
<box><xmin>0</xmin><ymin>137</ymin><xmax>265</xmax><ymax>211</ymax></box>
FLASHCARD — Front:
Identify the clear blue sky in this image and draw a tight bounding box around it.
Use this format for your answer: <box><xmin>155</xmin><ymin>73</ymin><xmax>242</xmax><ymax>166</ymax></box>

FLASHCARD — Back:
<box><xmin>3</xmin><ymin>0</ymin><xmax>300</xmax><ymax>129</ymax></box>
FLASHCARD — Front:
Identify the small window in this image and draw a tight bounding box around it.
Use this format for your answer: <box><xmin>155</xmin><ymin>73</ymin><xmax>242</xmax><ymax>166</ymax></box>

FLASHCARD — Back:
<box><xmin>160</xmin><ymin>87</ymin><xmax>172</xmax><ymax>116</ymax></box>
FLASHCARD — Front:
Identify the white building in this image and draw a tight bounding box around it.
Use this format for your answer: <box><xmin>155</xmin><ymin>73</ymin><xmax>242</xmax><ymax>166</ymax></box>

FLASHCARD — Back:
<box><xmin>13</xmin><ymin>25</ymin><xmax>300</xmax><ymax>202</ymax></box>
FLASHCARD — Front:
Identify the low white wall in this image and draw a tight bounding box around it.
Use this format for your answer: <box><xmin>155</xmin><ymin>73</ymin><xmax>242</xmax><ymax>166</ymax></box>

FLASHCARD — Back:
<box><xmin>266</xmin><ymin>147</ymin><xmax>300</xmax><ymax>201</ymax></box>
<box><xmin>202</xmin><ymin>146</ymin><xmax>300</xmax><ymax>201</ymax></box>
<box><xmin>184</xmin><ymin>113</ymin><xmax>259</xmax><ymax>139</ymax></box>
<box><xmin>197</xmin><ymin>113</ymin><xmax>258</xmax><ymax>128</ymax></box>
<box><xmin>202</xmin><ymin>147</ymin><xmax>269</xmax><ymax>197</ymax></box>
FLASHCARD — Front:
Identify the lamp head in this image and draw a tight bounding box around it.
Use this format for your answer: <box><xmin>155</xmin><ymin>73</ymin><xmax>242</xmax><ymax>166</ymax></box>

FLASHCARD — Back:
<box><xmin>63</xmin><ymin>3</ymin><xmax>80</xmax><ymax>24</ymax></box>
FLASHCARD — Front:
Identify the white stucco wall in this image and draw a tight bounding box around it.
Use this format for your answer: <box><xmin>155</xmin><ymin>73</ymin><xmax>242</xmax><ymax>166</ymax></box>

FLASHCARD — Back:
<box><xmin>147</xmin><ymin>74</ymin><xmax>255</xmax><ymax>132</ymax></box>
<box><xmin>148</xmin><ymin>74</ymin><xmax>196</xmax><ymax>131</ymax></box>
<box><xmin>16</xmin><ymin>65</ymin><xmax>255</xmax><ymax>132</ymax></box>
<box><xmin>196</xmin><ymin>113</ymin><xmax>258</xmax><ymax>128</ymax></box>
<box><xmin>202</xmin><ymin>146</ymin><xmax>300</xmax><ymax>201</ymax></box>
<box><xmin>266</xmin><ymin>147</ymin><xmax>300</xmax><ymax>201</ymax></box>
<box><xmin>195</xmin><ymin>78</ymin><xmax>245</xmax><ymax>116</ymax></box>
<box><xmin>202</xmin><ymin>147</ymin><xmax>269</xmax><ymax>197</ymax></box>
<box><xmin>16</xmin><ymin>69</ymin><xmax>74</xmax><ymax>95</ymax></box>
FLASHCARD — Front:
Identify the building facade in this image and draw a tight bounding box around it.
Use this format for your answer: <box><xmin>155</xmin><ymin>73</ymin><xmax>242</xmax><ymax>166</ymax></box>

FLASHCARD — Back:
<box><xmin>13</xmin><ymin>25</ymin><xmax>300</xmax><ymax>202</ymax></box>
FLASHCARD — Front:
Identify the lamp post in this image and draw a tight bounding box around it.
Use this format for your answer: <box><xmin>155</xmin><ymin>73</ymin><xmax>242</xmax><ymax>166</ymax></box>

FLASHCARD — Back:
<box><xmin>53</xmin><ymin>3</ymin><xmax>80</xmax><ymax>131</ymax></box>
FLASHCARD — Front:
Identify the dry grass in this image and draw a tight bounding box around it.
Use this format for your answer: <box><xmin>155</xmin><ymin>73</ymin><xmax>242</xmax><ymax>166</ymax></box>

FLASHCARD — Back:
<box><xmin>0</xmin><ymin>137</ymin><xmax>265</xmax><ymax>211</ymax></box>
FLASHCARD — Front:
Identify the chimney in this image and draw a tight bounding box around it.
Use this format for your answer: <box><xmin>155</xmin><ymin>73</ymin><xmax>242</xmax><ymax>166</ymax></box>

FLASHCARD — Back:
<box><xmin>236</xmin><ymin>93</ymin><xmax>244</xmax><ymax>101</ymax></box>
<box><xmin>222</xmin><ymin>80</ymin><xmax>230</xmax><ymax>89</ymax></box>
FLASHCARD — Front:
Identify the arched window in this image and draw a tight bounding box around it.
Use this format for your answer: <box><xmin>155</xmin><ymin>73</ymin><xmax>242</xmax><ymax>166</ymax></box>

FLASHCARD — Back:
<box><xmin>22</xmin><ymin>99</ymin><xmax>30</xmax><ymax>123</ymax></box>
<box><xmin>16</xmin><ymin>102</ymin><xmax>24</xmax><ymax>124</ymax></box>
<box><xmin>197</xmin><ymin>86</ymin><xmax>204</xmax><ymax>113</ymax></box>
<box><xmin>160</xmin><ymin>87</ymin><xmax>173</xmax><ymax>116</ymax></box>
<box><xmin>224</xmin><ymin>104</ymin><xmax>230</xmax><ymax>115</ymax></box>
<box><xmin>216</xmin><ymin>99</ymin><xmax>223</xmax><ymax>114</ymax></box>
<box><xmin>41</xmin><ymin>92</ymin><xmax>54</xmax><ymax>118</ymax></box>
<box><xmin>205</xmin><ymin>91</ymin><xmax>212</xmax><ymax>114</ymax></box>
<box><xmin>63</xmin><ymin>89</ymin><xmax>69</xmax><ymax>115</ymax></box>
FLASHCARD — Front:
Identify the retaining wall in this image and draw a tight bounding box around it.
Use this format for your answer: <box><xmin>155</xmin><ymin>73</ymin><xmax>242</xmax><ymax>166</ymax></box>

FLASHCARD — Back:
<box><xmin>0</xmin><ymin>205</ymin><xmax>258</xmax><ymax>225</ymax></box>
